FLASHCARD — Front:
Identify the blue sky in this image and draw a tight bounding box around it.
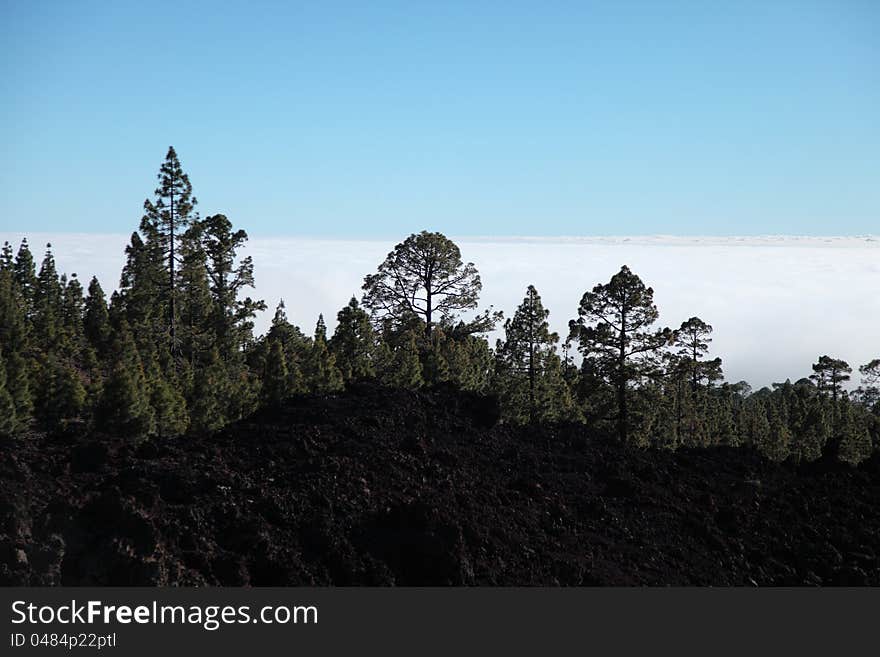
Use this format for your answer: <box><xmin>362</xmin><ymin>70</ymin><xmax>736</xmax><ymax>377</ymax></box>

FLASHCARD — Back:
<box><xmin>1</xmin><ymin>0</ymin><xmax>878</xmax><ymax>237</ymax></box>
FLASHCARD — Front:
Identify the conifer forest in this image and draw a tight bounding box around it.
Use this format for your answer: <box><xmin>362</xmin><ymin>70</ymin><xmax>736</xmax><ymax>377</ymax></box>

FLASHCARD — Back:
<box><xmin>1</xmin><ymin>148</ymin><xmax>879</xmax><ymax>586</ymax></box>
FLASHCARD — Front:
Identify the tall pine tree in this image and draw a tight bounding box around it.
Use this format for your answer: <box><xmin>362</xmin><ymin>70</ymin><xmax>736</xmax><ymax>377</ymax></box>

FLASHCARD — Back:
<box><xmin>495</xmin><ymin>285</ymin><xmax>575</xmax><ymax>424</ymax></box>
<box><xmin>305</xmin><ymin>315</ymin><xmax>344</xmax><ymax>394</ymax></box>
<box><xmin>569</xmin><ymin>266</ymin><xmax>672</xmax><ymax>442</ymax></box>
<box><xmin>329</xmin><ymin>297</ymin><xmax>376</xmax><ymax>384</ymax></box>
<box><xmin>139</xmin><ymin>146</ymin><xmax>198</xmax><ymax>356</ymax></box>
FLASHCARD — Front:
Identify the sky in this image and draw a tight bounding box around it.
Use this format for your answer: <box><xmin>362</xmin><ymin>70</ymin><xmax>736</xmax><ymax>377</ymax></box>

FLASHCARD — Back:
<box><xmin>1</xmin><ymin>1</ymin><xmax>878</xmax><ymax>237</ymax></box>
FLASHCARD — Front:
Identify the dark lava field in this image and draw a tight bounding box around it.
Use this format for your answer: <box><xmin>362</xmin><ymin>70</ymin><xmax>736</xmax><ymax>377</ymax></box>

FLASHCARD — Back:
<box><xmin>2</xmin><ymin>385</ymin><xmax>879</xmax><ymax>586</ymax></box>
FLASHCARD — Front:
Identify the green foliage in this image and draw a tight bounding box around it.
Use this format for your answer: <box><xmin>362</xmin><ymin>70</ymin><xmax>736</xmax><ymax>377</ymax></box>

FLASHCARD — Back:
<box><xmin>265</xmin><ymin>300</ymin><xmax>311</xmax><ymax>357</ymax></box>
<box><xmin>260</xmin><ymin>337</ymin><xmax>306</xmax><ymax>407</ymax></box>
<box><xmin>188</xmin><ymin>348</ymin><xmax>229</xmax><ymax>433</ymax></box>
<box><xmin>33</xmin><ymin>244</ymin><xmax>63</xmax><ymax>352</ymax></box>
<box><xmin>856</xmin><ymin>358</ymin><xmax>880</xmax><ymax>412</ymax></box>
<box><xmin>4</xmin><ymin>350</ymin><xmax>32</xmax><ymax>431</ymax></box>
<box><xmin>96</xmin><ymin>323</ymin><xmax>155</xmax><ymax>439</ymax></box>
<box><xmin>570</xmin><ymin>266</ymin><xmax>672</xmax><ymax>442</ymax></box>
<box><xmin>0</xmin><ymin>247</ymin><xmax>32</xmax><ymax>433</ymax></box>
<box><xmin>2</xmin><ymin>148</ymin><xmax>873</xmax><ymax>472</ymax></box>
<box><xmin>255</xmin><ymin>301</ymin><xmax>309</xmax><ymax>407</ymax></box>
<box><xmin>763</xmin><ymin>405</ymin><xmax>792</xmax><ymax>462</ymax></box>
<box><xmin>362</xmin><ymin>231</ymin><xmax>484</xmax><ymax>337</ymax></box>
<box><xmin>0</xmin><ymin>242</ymin><xmax>12</xmax><ymax>272</ymax></box>
<box><xmin>0</xmin><ymin>246</ymin><xmax>29</xmax><ymax>354</ymax></box>
<box><xmin>201</xmin><ymin>213</ymin><xmax>266</xmax><ymax>360</ymax></box>
<box><xmin>138</xmin><ymin>146</ymin><xmax>199</xmax><ymax>357</ymax></box>
<box><xmin>117</xmin><ymin>230</ymin><xmax>166</xmax><ymax>353</ymax></box>
<box><xmin>0</xmin><ymin>349</ymin><xmax>18</xmax><ymax>436</ymax></box>
<box><xmin>84</xmin><ymin>276</ymin><xmax>111</xmax><ymax>355</ymax></box>
<box><xmin>224</xmin><ymin>360</ymin><xmax>261</xmax><ymax>421</ymax></box>
<box><xmin>13</xmin><ymin>238</ymin><xmax>37</xmax><ymax>318</ymax></box>
<box><xmin>177</xmin><ymin>224</ymin><xmax>215</xmax><ymax>364</ymax></box>
<box><xmin>788</xmin><ymin>389</ymin><xmax>831</xmax><ymax>462</ymax></box>
<box><xmin>838</xmin><ymin>403</ymin><xmax>873</xmax><ymax>465</ymax></box>
<box><xmin>442</xmin><ymin>333</ymin><xmax>494</xmax><ymax>393</ymax></box>
<box><xmin>495</xmin><ymin>285</ymin><xmax>576</xmax><ymax>424</ymax></box>
<box><xmin>810</xmin><ymin>355</ymin><xmax>851</xmax><ymax>403</ymax></box>
<box><xmin>60</xmin><ymin>274</ymin><xmax>86</xmax><ymax>352</ymax></box>
<box><xmin>669</xmin><ymin>316</ymin><xmax>723</xmax><ymax>446</ymax></box>
<box><xmin>376</xmin><ymin>332</ymin><xmax>423</xmax><ymax>390</ymax></box>
<box><xmin>306</xmin><ymin>316</ymin><xmax>344</xmax><ymax>394</ymax></box>
<box><xmin>141</xmin><ymin>146</ymin><xmax>198</xmax><ymax>246</ymax></box>
<box><xmin>742</xmin><ymin>398</ymin><xmax>770</xmax><ymax>448</ymax></box>
<box><xmin>329</xmin><ymin>297</ymin><xmax>376</xmax><ymax>384</ymax></box>
<box><xmin>34</xmin><ymin>355</ymin><xmax>86</xmax><ymax>432</ymax></box>
<box><xmin>143</xmin><ymin>348</ymin><xmax>189</xmax><ymax>437</ymax></box>
<box><xmin>262</xmin><ymin>338</ymin><xmax>291</xmax><ymax>407</ymax></box>
<box><xmin>421</xmin><ymin>330</ymin><xmax>451</xmax><ymax>386</ymax></box>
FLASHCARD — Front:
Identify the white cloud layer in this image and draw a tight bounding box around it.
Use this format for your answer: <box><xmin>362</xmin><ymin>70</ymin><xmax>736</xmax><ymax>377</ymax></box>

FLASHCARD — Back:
<box><xmin>2</xmin><ymin>233</ymin><xmax>878</xmax><ymax>390</ymax></box>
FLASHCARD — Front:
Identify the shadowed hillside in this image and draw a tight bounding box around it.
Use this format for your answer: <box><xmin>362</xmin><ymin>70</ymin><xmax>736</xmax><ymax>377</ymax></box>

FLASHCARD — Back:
<box><xmin>2</xmin><ymin>385</ymin><xmax>878</xmax><ymax>586</ymax></box>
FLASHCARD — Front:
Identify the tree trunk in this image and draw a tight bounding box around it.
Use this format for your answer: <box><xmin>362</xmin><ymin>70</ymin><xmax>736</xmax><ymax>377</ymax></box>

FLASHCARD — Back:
<box><xmin>424</xmin><ymin>260</ymin><xmax>433</xmax><ymax>337</ymax></box>
<box><xmin>425</xmin><ymin>288</ymin><xmax>432</xmax><ymax>337</ymax></box>
<box><xmin>618</xmin><ymin>322</ymin><xmax>627</xmax><ymax>443</ymax></box>
<box><xmin>169</xmin><ymin>184</ymin><xmax>176</xmax><ymax>357</ymax></box>
<box><xmin>528</xmin><ymin>293</ymin><xmax>535</xmax><ymax>424</ymax></box>
<box><xmin>676</xmin><ymin>376</ymin><xmax>683</xmax><ymax>444</ymax></box>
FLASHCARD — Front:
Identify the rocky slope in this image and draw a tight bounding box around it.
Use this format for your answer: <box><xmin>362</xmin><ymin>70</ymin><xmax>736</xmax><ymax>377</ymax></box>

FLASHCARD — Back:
<box><xmin>2</xmin><ymin>385</ymin><xmax>878</xmax><ymax>586</ymax></box>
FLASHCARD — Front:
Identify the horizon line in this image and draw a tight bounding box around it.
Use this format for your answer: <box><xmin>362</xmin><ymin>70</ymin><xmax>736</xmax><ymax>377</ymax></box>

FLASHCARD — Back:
<box><xmin>1</xmin><ymin>231</ymin><xmax>878</xmax><ymax>243</ymax></box>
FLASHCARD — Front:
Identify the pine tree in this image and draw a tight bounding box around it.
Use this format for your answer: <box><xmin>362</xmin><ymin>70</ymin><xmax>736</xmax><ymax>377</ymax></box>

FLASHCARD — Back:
<box><xmin>857</xmin><ymin>358</ymin><xmax>880</xmax><ymax>411</ymax></box>
<box><xmin>285</xmin><ymin>347</ymin><xmax>307</xmax><ymax>396</ymax></box>
<box><xmin>262</xmin><ymin>338</ymin><xmax>291</xmax><ymax>407</ymax></box>
<box><xmin>96</xmin><ymin>322</ymin><xmax>155</xmax><ymax>439</ymax></box>
<box><xmin>373</xmin><ymin>340</ymin><xmax>394</xmax><ymax>383</ymax></box>
<box><xmin>706</xmin><ymin>390</ymin><xmax>736</xmax><ymax>446</ymax></box>
<box><xmin>225</xmin><ymin>359</ymin><xmax>262</xmax><ymax>422</ymax></box>
<box><xmin>4</xmin><ymin>350</ymin><xmax>32</xmax><ymax>429</ymax></box>
<box><xmin>176</xmin><ymin>224</ymin><xmax>214</xmax><ymax>366</ymax></box>
<box><xmin>143</xmin><ymin>347</ymin><xmax>189</xmax><ymax>437</ymax></box>
<box><xmin>140</xmin><ymin>146</ymin><xmax>199</xmax><ymax>356</ymax></box>
<box><xmin>0</xmin><ymin>249</ymin><xmax>30</xmax><ymax>430</ymax></box>
<box><xmin>811</xmin><ymin>355</ymin><xmax>852</xmax><ymax>398</ymax></box>
<box><xmin>61</xmin><ymin>273</ymin><xmax>86</xmax><ymax>353</ymax></box>
<box><xmin>188</xmin><ymin>348</ymin><xmax>229</xmax><ymax>433</ymax></box>
<box><xmin>536</xmin><ymin>352</ymin><xmax>579</xmax><ymax>423</ymax></box>
<box><xmin>33</xmin><ymin>243</ymin><xmax>63</xmax><ymax>352</ymax></box>
<box><xmin>376</xmin><ymin>332</ymin><xmax>423</xmax><ymax>390</ymax></box>
<box><xmin>742</xmin><ymin>398</ymin><xmax>770</xmax><ymax>448</ymax></box>
<box><xmin>0</xmin><ymin>349</ymin><xmax>17</xmax><ymax>436</ymax></box>
<box><xmin>329</xmin><ymin>297</ymin><xmax>376</xmax><ymax>384</ymax></box>
<box><xmin>810</xmin><ymin>355</ymin><xmax>852</xmax><ymax>461</ymax></box>
<box><xmin>764</xmin><ymin>404</ymin><xmax>792</xmax><ymax>461</ymax></box>
<box><xmin>265</xmin><ymin>300</ymin><xmax>311</xmax><ymax>357</ymax></box>
<box><xmin>84</xmin><ymin>276</ymin><xmax>111</xmax><ymax>356</ymax></box>
<box><xmin>306</xmin><ymin>315</ymin><xmax>344</xmax><ymax>393</ymax></box>
<box><xmin>838</xmin><ymin>404</ymin><xmax>873</xmax><ymax>465</ymax></box>
<box><xmin>663</xmin><ymin>352</ymin><xmax>689</xmax><ymax>445</ymax></box>
<box><xmin>673</xmin><ymin>317</ymin><xmax>723</xmax><ymax>444</ymax></box>
<box><xmin>725</xmin><ymin>381</ymin><xmax>752</xmax><ymax>447</ymax></box>
<box><xmin>569</xmin><ymin>266</ymin><xmax>673</xmax><ymax>442</ymax></box>
<box><xmin>362</xmin><ymin>231</ymin><xmax>486</xmax><ymax>337</ymax></box>
<box><xmin>495</xmin><ymin>285</ymin><xmax>574</xmax><ymax>423</ymax></box>
<box><xmin>792</xmin><ymin>396</ymin><xmax>831</xmax><ymax>462</ymax></box>
<box><xmin>442</xmin><ymin>334</ymin><xmax>493</xmax><ymax>393</ymax></box>
<box><xmin>34</xmin><ymin>356</ymin><xmax>87</xmax><ymax>433</ymax></box>
<box><xmin>0</xmin><ymin>242</ymin><xmax>12</xmax><ymax>271</ymax></box>
<box><xmin>117</xmin><ymin>231</ymin><xmax>166</xmax><ymax>355</ymax></box>
<box><xmin>422</xmin><ymin>329</ymin><xmax>451</xmax><ymax>386</ymax></box>
<box><xmin>200</xmin><ymin>214</ymin><xmax>265</xmax><ymax>360</ymax></box>
<box><xmin>13</xmin><ymin>238</ymin><xmax>37</xmax><ymax>321</ymax></box>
